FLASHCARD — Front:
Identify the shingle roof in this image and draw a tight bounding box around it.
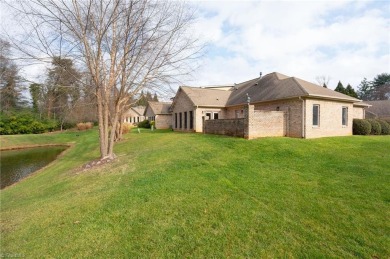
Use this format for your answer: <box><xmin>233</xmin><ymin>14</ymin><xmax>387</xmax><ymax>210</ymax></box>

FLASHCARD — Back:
<box><xmin>227</xmin><ymin>72</ymin><xmax>360</xmax><ymax>106</ymax></box>
<box><xmin>177</xmin><ymin>72</ymin><xmax>362</xmax><ymax>108</ymax></box>
<box><xmin>131</xmin><ymin>106</ymin><xmax>146</xmax><ymax>116</ymax></box>
<box><xmin>180</xmin><ymin>86</ymin><xmax>232</xmax><ymax>107</ymax></box>
<box><xmin>147</xmin><ymin>101</ymin><xmax>172</xmax><ymax>115</ymax></box>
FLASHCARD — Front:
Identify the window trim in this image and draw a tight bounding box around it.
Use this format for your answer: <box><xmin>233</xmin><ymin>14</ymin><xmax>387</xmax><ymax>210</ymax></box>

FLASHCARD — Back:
<box><xmin>312</xmin><ymin>104</ymin><xmax>320</xmax><ymax>127</ymax></box>
<box><xmin>342</xmin><ymin>106</ymin><xmax>348</xmax><ymax>127</ymax></box>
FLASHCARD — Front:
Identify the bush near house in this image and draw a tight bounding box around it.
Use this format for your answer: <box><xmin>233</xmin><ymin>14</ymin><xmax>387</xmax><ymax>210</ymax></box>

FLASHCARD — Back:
<box><xmin>376</xmin><ymin>119</ymin><xmax>390</xmax><ymax>135</ymax></box>
<box><xmin>367</xmin><ymin>119</ymin><xmax>382</xmax><ymax>135</ymax></box>
<box><xmin>121</xmin><ymin>123</ymin><xmax>133</xmax><ymax>134</ymax></box>
<box><xmin>352</xmin><ymin>119</ymin><xmax>371</xmax><ymax>135</ymax></box>
<box><xmin>138</xmin><ymin>119</ymin><xmax>151</xmax><ymax>128</ymax></box>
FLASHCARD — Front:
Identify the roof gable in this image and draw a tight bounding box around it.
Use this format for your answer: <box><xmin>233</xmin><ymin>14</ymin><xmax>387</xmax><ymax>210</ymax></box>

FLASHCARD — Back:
<box><xmin>145</xmin><ymin>101</ymin><xmax>172</xmax><ymax>115</ymax></box>
<box><xmin>180</xmin><ymin>86</ymin><xmax>232</xmax><ymax>107</ymax></box>
<box><xmin>227</xmin><ymin>72</ymin><xmax>360</xmax><ymax>106</ymax></box>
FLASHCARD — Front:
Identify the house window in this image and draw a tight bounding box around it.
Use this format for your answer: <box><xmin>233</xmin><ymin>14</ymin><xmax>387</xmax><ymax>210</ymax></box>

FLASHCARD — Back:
<box><xmin>342</xmin><ymin>107</ymin><xmax>348</xmax><ymax>126</ymax></box>
<box><xmin>313</xmin><ymin>104</ymin><xmax>320</xmax><ymax>126</ymax></box>
<box><xmin>189</xmin><ymin>111</ymin><xmax>193</xmax><ymax>129</ymax></box>
<box><xmin>137</xmin><ymin>117</ymin><xmax>140</xmax><ymax>122</ymax></box>
<box><xmin>175</xmin><ymin>113</ymin><xmax>177</xmax><ymax>128</ymax></box>
<box><xmin>235</xmin><ymin>110</ymin><xmax>239</xmax><ymax>118</ymax></box>
<box><xmin>213</xmin><ymin>112</ymin><xmax>219</xmax><ymax>119</ymax></box>
<box><xmin>205</xmin><ymin>112</ymin><xmax>211</xmax><ymax>120</ymax></box>
<box><xmin>184</xmin><ymin>112</ymin><xmax>187</xmax><ymax>129</ymax></box>
<box><xmin>179</xmin><ymin>113</ymin><xmax>182</xmax><ymax>128</ymax></box>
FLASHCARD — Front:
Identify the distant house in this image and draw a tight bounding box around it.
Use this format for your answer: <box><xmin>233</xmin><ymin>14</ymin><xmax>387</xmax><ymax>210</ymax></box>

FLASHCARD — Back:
<box><xmin>144</xmin><ymin>101</ymin><xmax>172</xmax><ymax>129</ymax></box>
<box><xmin>170</xmin><ymin>72</ymin><xmax>369</xmax><ymax>139</ymax></box>
<box><xmin>123</xmin><ymin>106</ymin><xmax>146</xmax><ymax>124</ymax></box>
<box><xmin>365</xmin><ymin>100</ymin><xmax>390</xmax><ymax>120</ymax></box>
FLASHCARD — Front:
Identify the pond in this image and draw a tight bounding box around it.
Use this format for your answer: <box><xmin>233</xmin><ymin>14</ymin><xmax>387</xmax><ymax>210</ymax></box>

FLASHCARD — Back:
<box><xmin>0</xmin><ymin>146</ymin><xmax>67</xmax><ymax>189</ymax></box>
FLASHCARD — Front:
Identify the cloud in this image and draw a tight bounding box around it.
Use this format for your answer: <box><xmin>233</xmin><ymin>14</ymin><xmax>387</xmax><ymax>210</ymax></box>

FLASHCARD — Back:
<box><xmin>193</xmin><ymin>0</ymin><xmax>390</xmax><ymax>89</ymax></box>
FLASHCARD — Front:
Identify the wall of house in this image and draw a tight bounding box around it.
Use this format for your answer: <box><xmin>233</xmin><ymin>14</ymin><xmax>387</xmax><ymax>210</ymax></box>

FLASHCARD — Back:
<box><xmin>204</xmin><ymin>118</ymin><xmax>245</xmax><ymax>137</ymax></box>
<box><xmin>245</xmin><ymin>106</ymin><xmax>286</xmax><ymax>139</ymax></box>
<box><xmin>195</xmin><ymin>108</ymin><xmax>226</xmax><ymax>132</ymax></box>
<box><xmin>171</xmin><ymin>90</ymin><xmax>196</xmax><ymax>132</ymax></box>
<box><xmin>226</xmin><ymin>99</ymin><xmax>303</xmax><ymax>138</ymax></box>
<box><xmin>305</xmin><ymin>99</ymin><xmax>353</xmax><ymax>138</ymax></box>
<box><xmin>123</xmin><ymin>111</ymin><xmax>145</xmax><ymax>124</ymax></box>
<box><xmin>353</xmin><ymin>106</ymin><xmax>365</xmax><ymax>119</ymax></box>
<box><xmin>155</xmin><ymin>114</ymin><xmax>172</xmax><ymax>129</ymax></box>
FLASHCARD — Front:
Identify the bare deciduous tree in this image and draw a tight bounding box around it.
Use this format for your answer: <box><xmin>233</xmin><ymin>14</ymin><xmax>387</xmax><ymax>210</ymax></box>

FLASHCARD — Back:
<box><xmin>7</xmin><ymin>0</ymin><xmax>202</xmax><ymax>160</ymax></box>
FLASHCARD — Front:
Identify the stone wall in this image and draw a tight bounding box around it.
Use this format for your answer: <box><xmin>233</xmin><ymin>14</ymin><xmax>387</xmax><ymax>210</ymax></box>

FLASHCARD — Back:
<box><xmin>304</xmin><ymin>99</ymin><xmax>353</xmax><ymax>138</ymax></box>
<box><xmin>204</xmin><ymin>118</ymin><xmax>245</xmax><ymax>137</ymax></box>
<box><xmin>155</xmin><ymin>114</ymin><xmax>172</xmax><ymax>129</ymax></box>
<box><xmin>204</xmin><ymin>105</ymin><xmax>286</xmax><ymax>139</ymax></box>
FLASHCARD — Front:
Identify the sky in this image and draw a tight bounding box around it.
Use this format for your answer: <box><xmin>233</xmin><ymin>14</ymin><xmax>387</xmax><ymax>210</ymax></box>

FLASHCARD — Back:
<box><xmin>189</xmin><ymin>0</ymin><xmax>390</xmax><ymax>90</ymax></box>
<box><xmin>1</xmin><ymin>0</ymin><xmax>389</xmax><ymax>93</ymax></box>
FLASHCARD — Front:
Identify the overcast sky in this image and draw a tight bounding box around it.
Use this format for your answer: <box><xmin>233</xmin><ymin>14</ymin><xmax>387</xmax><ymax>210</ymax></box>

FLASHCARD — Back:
<box><xmin>190</xmin><ymin>0</ymin><xmax>389</xmax><ymax>90</ymax></box>
<box><xmin>1</xmin><ymin>0</ymin><xmax>389</xmax><ymax>92</ymax></box>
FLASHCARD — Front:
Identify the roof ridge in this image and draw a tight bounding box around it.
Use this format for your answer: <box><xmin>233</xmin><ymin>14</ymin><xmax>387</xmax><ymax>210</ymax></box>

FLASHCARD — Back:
<box><xmin>291</xmin><ymin>77</ymin><xmax>309</xmax><ymax>95</ymax></box>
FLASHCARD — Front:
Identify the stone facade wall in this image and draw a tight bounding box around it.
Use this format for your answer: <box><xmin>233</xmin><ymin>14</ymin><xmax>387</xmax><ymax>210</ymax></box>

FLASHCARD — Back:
<box><xmin>155</xmin><ymin>114</ymin><xmax>172</xmax><ymax>129</ymax></box>
<box><xmin>245</xmin><ymin>106</ymin><xmax>286</xmax><ymax>139</ymax></box>
<box><xmin>171</xmin><ymin>89</ymin><xmax>196</xmax><ymax>132</ymax></box>
<box><xmin>305</xmin><ymin>99</ymin><xmax>353</xmax><ymax>138</ymax></box>
<box><xmin>226</xmin><ymin>99</ymin><xmax>302</xmax><ymax>138</ymax></box>
<box><xmin>353</xmin><ymin>106</ymin><xmax>365</xmax><ymax>119</ymax></box>
<box><xmin>204</xmin><ymin>118</ymin><xmax>245</xmax><ymax>137</ymax></box>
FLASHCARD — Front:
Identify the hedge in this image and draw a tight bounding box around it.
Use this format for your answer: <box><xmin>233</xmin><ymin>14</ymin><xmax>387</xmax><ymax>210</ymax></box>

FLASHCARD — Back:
<box><xmin>138</xmin><ymin>119</ymin><xmax>151</xmax><ymax>128</ymax></box>
<box><xmin>376</xmin><ymin>120</ymin><xmax>390</xmax><ymax>135</ymax></box>
<box><xmin>353</xmin><ymin>119</ymin><xmax>371</xmax><ymax>135</ymax></box>
<box><xmin>367</xmin><ymin>119</ymin><xmax>382</xmax><ymax>135</ymax></box>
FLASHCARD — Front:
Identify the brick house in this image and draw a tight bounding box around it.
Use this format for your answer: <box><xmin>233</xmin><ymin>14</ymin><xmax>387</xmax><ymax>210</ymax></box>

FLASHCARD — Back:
<box><xmin>123</xmin><ymin>106</ymin><xmax>146</xmax><ymax>124</ymax></box>
<box><xmin>170</xmin><ymin>72</ymin><xmax>369</xmax><ymax>139</ymax></box>
<box><xmin>144</xmin><ymin>101</ymin><xmax>172</xmax><ymax>129</ymax></box>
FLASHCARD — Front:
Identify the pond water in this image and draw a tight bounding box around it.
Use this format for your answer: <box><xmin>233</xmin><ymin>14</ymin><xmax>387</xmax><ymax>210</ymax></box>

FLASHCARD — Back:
<box><xmin>0</xmin><ymin>146</ymin><xmax>67</xmax><ymax>189</ymax></box>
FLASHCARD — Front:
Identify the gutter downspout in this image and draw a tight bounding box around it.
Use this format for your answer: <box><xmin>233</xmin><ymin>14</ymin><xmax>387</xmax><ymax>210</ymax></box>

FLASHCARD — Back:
<box><xmin>299</xmin><ymin>97</ymin><xmax>306</xmax><ymax>138</ymax></box>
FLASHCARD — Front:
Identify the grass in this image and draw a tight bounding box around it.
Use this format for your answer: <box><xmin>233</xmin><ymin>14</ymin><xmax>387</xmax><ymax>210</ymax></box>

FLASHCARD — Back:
<box><xmin>1</xmin><ymin>129</ymin><xmax>389</xmax><ymax>258</ymax></box>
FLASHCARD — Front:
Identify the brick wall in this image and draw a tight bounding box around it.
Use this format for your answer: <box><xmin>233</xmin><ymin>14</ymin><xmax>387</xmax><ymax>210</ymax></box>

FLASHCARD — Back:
<box><xmin>205</xmin><ymin>105</ymin><xmax>286</xmax><ymax>139</ymax></box>
<box><xmin>155</xmin><ymin>114</ymin><xmax>172</xmax><ymax>129</ymax></box>
<box><xmin>204</xmin><ymin>118</ymin><xmax>245</xmax><ymax>137</ymax></box>
<box><xmin>305</xmin><ymin>99</ymin><xmax>353</xmax><ymax>138</ymax></box>
<box><xmin>353</xmin><ymin>106</ymin><xmax>365</xmax><ymax>119</ymax></box>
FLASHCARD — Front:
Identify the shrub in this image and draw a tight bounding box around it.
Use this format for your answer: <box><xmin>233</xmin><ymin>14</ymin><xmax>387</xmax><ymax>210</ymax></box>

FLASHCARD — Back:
<box><xmin>367</xmin><ymin>119</ymin><xmax>381</xmax><ymax>135</ymax></box>
<box><xmin>85</xmin><ymin>122</ymin><xmax>93</xmax><ymax>130</ymax></box>
<box><xmin>122</xmin><ymin>123</ymin><xmax>133</xmax><ymax>134</ymax></box>
<box><xmin>353</xmin><ymin>119</ymin><xmax>371</xmax><ymax>135</ymax></box>
<box><xmin>138</xmin><ymin>120</ymin><xmax>151</xmax><ymax>129</ymax></box>
<box><xmin>77</xmin><ymin>123</ymin><xmax>87</xmax><ymax>131</ymax></box>
<box><xmin>376</xmin><ymin>120</ymin><xmax>390</xmax><ymax>135</ymax></box>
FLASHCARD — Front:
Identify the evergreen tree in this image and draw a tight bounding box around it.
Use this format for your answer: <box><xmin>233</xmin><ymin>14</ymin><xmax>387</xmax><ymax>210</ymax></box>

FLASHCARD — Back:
<box><xmin>345</xmin><ymin>84</ymin><xmax>358</xmax><ymax>98</ymax></box>
<box><xmin>357</xmin><ymin>77</ymin><xmax>372</xmax><ymax>100</ymax></box>
<box><xmin>29</xmin><ymin>83</ymin><xmax>42</xmax><ymax>113</ymax></box>
<box><xmin>371</xmin><ymin>73</ymin><xmax>390</xmax><ymax>100</ymax></box>
<box><xmin>0</xmin><ymin>39</ymin><xmax>22</xmax><ymax>111</ymax></box>
<box><xmin>334</xmin><ymin>81</ymin><xmax>346</xmax><ymax>94</ymax></box>
<box><xmin>153</xmin><ymin>93</ymin><xmax>159</xmax><ymax>101</ymax></box>
<box><xmin>358</xmin><ymin>74</ymin><xmax>390</xmax><ymax>100</ymax></box>
<box><xmin>323</xmin><ymin>83</ymin><xmax>327</xmax><ymax>88</ymax></box>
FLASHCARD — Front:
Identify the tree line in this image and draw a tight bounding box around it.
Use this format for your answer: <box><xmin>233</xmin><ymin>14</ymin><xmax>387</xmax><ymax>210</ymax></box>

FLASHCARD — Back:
<box><xmin>319</xmin><ymin>73</ymin><xmax>390</xmax><ymax>100</ymax></box>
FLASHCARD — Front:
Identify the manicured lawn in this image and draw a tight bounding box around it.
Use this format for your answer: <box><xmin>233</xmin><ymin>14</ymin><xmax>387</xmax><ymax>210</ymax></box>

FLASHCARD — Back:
<box><xmin>1</xmin><ymin>130</ymin><xmax>389</xmax><ymax>257</ymax></box>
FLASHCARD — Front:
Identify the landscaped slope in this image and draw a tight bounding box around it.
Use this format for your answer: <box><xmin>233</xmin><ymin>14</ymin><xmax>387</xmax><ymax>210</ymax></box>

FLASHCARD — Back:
<box><xmin>1</xmin><ymin>130</ymin><xmax>389</xmax><ymax>257</ymax></box>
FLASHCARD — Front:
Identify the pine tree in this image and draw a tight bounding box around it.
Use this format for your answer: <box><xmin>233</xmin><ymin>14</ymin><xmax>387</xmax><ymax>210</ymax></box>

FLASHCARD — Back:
<box><xmin>153</xmin><ymin>93</ymin><xmax>159</xmax><ymax>102</ymax></box>
<box><xmin>323</xmin><ymin>83</ymin><xmax>327</xmax><ymax>88</ymax></box>
<box><xmin>334</xmin><ymin>81</ymin><xmax>346</xmax><ymax>94</ymax></box>
<box><xmin>345</xmin><ymin>84</ymin><xmax>358</xmax><ymax>98</ymax></box>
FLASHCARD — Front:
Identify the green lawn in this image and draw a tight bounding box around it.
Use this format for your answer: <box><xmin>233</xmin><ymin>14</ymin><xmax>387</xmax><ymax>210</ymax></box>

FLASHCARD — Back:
<box><xmin>1</xmin><ymin>130</ymin><xmax>389</xmax><ymax>258</ymax></box>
